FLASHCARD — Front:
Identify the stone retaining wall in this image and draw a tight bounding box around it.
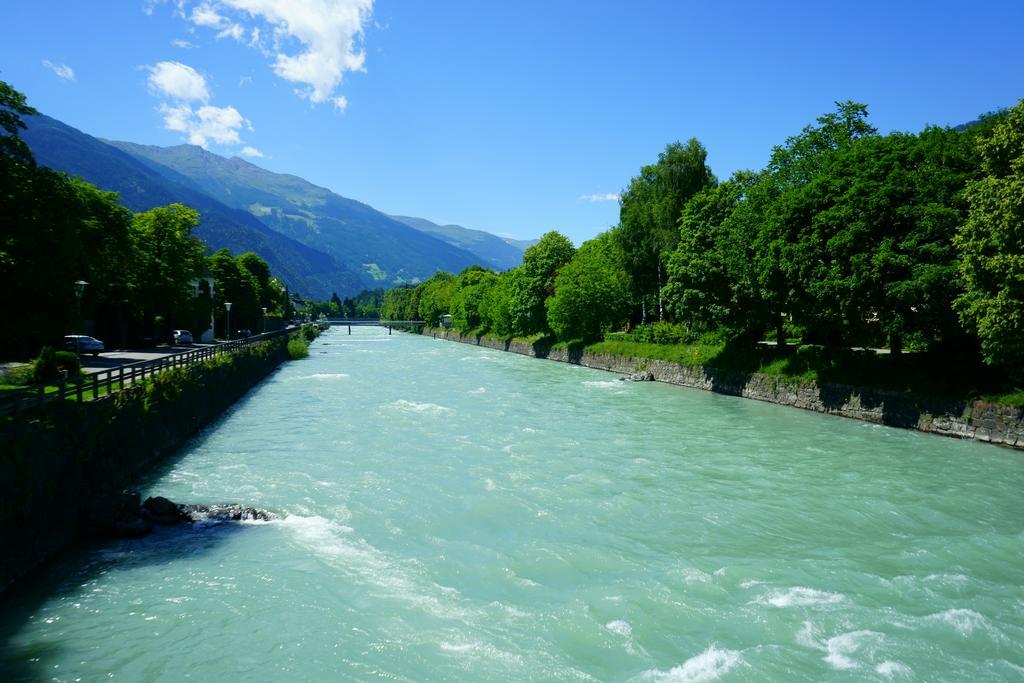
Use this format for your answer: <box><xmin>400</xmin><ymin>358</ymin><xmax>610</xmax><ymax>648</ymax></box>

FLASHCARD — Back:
<box><xmin>0</xmin><ymin>336</ymin><xmax>292</xmax><ymax>594</ymax></box>
<box><xmin>426</xmin><ymin>329</ymin><xmax>1024</xmax><ymax>450</ymax></box>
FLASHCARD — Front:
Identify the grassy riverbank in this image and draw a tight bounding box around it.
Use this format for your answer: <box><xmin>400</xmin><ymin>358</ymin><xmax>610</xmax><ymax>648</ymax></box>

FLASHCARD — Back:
<box><xmin>449</xmin><ymin>328</ymin><xmax>1023</xmax><ymax>406</ymax></box>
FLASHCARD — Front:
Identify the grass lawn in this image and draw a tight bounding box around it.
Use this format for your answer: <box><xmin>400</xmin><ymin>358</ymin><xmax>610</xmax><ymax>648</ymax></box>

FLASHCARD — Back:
<box><xmin>586</xmin><ymin>338</ymin><xmax>1022</xmax><ymax>405</ymax></box>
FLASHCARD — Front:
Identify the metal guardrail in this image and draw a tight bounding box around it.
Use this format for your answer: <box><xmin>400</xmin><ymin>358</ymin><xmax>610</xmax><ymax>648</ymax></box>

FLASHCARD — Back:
<box><xmin>0</xmin><ymin>328</ymin><xmax>293</xmax><ymax>420</ymax></box>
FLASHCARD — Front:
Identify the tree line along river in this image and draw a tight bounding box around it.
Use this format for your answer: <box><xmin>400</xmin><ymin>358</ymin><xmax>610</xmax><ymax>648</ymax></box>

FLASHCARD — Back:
<box><xmin>1</xmin><ymin>326</ymin><xmax>1022</xmax><ymax>681</ymax></box>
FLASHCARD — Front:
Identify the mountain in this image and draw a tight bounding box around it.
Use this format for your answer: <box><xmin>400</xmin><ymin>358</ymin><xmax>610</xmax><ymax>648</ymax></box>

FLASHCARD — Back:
<box><xmin>389</xmin><ymin>215</ymin><xmax>526</xmax><ymax>271</ymax></box>
<box><xmin>106</xmin><ymin>141</ymin><xmax>488</xmax><ymax>288</ymax></box>
<box><xmin>21</xmin><ymin>114</ymin><xmax>362</xmax><ymax>299</ymax></box>
<box><xmin>503</xmin><ymin>237</ymin><xmax>540</xmax><ymax>252</ymax></box>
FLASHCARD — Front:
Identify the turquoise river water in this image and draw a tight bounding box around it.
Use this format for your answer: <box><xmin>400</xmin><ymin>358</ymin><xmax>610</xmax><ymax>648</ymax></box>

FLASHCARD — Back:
<box><xmin>2</xmin><ymin>327</ymin><xmax>1023</xmax><ymax>681</ymax></box>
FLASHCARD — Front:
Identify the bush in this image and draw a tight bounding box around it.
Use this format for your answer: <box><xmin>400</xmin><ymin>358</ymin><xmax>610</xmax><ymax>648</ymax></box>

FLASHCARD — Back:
<box><xmin>300</xmin><ymin>323</ymin><xmax>318</xmax><ymax>342</ymax></box>
<box><xmin>33</xmin><ymin>346</ymin><xmax>60</xmax><ymax>382</ymax></box>
<box><xmin>0</xmin><ymin>364</ymin><xmax>35</xmax><ymax>386</ymax></box>
<box><xmin>55</xmin><ymin>351</ymin><xmax>81</xmax><ymax>377</ymax></box>
<box><xmin>629</xmin><ymin>321</ymin><xmax>698</xmax><ymax>345</ymax></box>
<box><xmin>33</xmin><ymin>347</ymin><xmax>83</xmax><ymax>383</ymax></box>
<box><xmin>287</xmin><ymin>337</ymin><xmax>309</xmax><ymax>359</ymax></box>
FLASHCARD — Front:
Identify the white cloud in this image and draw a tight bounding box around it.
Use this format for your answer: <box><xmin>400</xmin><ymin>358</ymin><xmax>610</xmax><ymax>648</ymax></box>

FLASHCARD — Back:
<box><xmin>147</xmin><ymin>61</ymin><xmax>210</xmax><ymax>101</ymax></box>
<box><xmin>578</xmin><ymin>193</ymin><xmax>620</xmax><ymax>202</ymax></box>
<box><xmin>183</xmin><ymin>0</ymin><xmax>373</xmax><ymax>107</ymax></box>
<box><xmin>171</xmin><ymin>38</ymin><xmax>196</xmax><ymax>48</ymax></box>
<box><xmin>159</xmin><ymin>103</ymin><xmax>250</xmax><ymax>146</ymax></box>
<box><xmin>145</xmin><ymin>59</ymin><xmax>255</xmax><ymax>151</ymax></box>
<box><xmin>145</xmin><ymin>0</ymin><xmax>188</xmax><ymax>18</ymax></box>
<box><xmin>217</xmin><ymin>23</ymin><xmax>246</xmax><ymax>40</ymax></box>
<box><xmin>190</xmin><ymin>2</ymin><xmax>228</xmax><ymax>27</ymax></box>
<box><xmin>239</xmin><ymin>145</ymin><xmax>265</xmax><ymax>158</ymax></box>
<box><xmin>42</xmin><ymin>60</ymin><xmax>75</xmax><ymax>81</ymax></box>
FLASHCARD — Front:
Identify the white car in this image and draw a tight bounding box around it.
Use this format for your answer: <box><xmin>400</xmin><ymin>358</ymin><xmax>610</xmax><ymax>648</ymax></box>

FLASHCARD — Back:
<box><xmin>64</xmin><ymin>335</ymin><xmax>105</xmax><ymax>356</ymax></box>
<box><xmin>173</xmin><ymin>329</ymin><xmax>194</xmax><ymax>344</ymax></box>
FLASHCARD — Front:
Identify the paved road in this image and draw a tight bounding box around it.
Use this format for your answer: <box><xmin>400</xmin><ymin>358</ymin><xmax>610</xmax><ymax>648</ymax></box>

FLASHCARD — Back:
<box><xmin>78</xmin><ymin>344</ymin><xmax>218</xmax><ymax>373</ymax></box>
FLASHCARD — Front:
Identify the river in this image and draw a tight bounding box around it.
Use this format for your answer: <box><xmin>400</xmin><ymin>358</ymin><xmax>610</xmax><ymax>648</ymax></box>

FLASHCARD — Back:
<box><xmin>2</xmin><ymin>326</ymin><xmax>1022</xmax><ymax>681</ymax></box>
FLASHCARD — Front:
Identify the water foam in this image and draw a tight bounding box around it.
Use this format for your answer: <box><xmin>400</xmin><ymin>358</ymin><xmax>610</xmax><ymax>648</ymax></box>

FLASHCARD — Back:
<box><xmin>757</xmin><ymin>586</ymin><xmax>844</xmax><ymax>607</ymax></box>
<box><xmin>797</xmin><ymin>622</ymin><xmax>885</xmax><ymax>671</ymax></box>
<box><xmin>876</xmin><ymin>660</ymin><xmax>912</xmax><ymax>677</ymax></box>
<box><xmin>824</xmin><ymin>630</ymin><xmax>881</xmax><ymax>670</ymax></box>
<box><xmin>438</xmin><ymin>640</ymin><xmax>524</xmax><ymax>666</ymax></box>
<box><xmin>926</xmin><ymin>608</ymin><xmax>990</xmax><ymax>636</ymax></box>
<box><xmin>638</xmin><ymin>645</ymin><xmax>742</xmax><ymax>682</ymax></box>
<box><xmin>388</xmin><ymin>399</ymin><xmax>454</xmax><ymax>415</ymax></box>
<box><xmin>583</xmin><ymin>380</ymin><xmax>622</xmax><ymax>389</ymax></box>
<box><xmin>281</xmin><ymin>514</ymin><xmax>476</xmax><ymax>622</ymax></box>
<box><xmin>605</xmin><ymin>620</ymin><xmax>632</xmax><ymax>637</ymax></box>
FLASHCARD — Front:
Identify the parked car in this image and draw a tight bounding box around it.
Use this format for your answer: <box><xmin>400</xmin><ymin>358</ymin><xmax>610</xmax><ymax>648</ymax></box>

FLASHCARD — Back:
<box><xmin>236</xmin><ymin>329</ymin><xmax>252</xmax><ymax>338</ymax></box>
<box><xmin>173</xmin><ymin>329</ymin><xmax>193</xmax><ymax>344</ymax></box>
<box><xmin>64</xmin><ymin>335</ymin><xmax>105</xmax><ymax>356</ymax></box>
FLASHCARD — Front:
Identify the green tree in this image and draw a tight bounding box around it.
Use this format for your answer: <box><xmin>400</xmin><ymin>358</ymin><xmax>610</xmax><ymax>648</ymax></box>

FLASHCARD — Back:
<box><xmin>131</xmin><ymin>204</ymin><xmax>207</xmax><ymax>339</ymax></box>
<box><xmin>208</xmin><ymin>248</ymin><xmax>260</xmax><ymax>336</ymax></box>
<box><xmin>382</xmin><ymin>285</ymin><xmax>414</xmax><ymax>320</ymax></box>
<box><xmin>754</xmin><ymin>101</ymin><xmax>879</xmax><ymax>346</ymax></box>
<box><xmin>663</xmin><ymin>172</ymin><xmax>764</xmax><ymax>339</ymax></box>
<box><xmin>802</xmin><ymin>128</ymin><xmax>977</xmax><ymax>356</ymax></box>
<box><xmin>451</xmin><ymin>266</ymin><xmax>498</xmax><ymax>332</ymax></box>
<box><xmin>416</xmin><ymin>271</ymin><xmax>458</xmax><ymax>326</ymax></box>
<box><xmin>616</xmin><ymin>139</ymin><xmax>716</xmax><ymax>322</ymax></box>
<box><xmin>508</xmin><ymin>231</ymin><xmax>575</xmax><ymax>335</ymax></box>
<box><xmin>955</xmin><ymin>100</ymin><xmax>1024</xmax><ymax>366</ymax></box>
<box><xmin>546</xmin><ymin>230</ymin><xmax>631</xmax><ymax>341</ymax></box>
<box><xmin>0</xmin><ymin>79</ymin><xmax>37</xmax><ymax>164</ymax></box>
<box><xmin>478</xmin><ymin>273</ymin><xmax>515</xmax><ymax>337</ymax></box>
<box><xmin>237</xmin><ymin>251</ymin><xmax>278</xmax><ymax>314</ymax></box>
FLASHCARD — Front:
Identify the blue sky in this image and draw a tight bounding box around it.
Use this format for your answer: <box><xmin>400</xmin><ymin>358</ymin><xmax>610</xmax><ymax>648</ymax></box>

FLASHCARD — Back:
<box><xmin>2</xmin><ymin>1</ymin><xmax>1023</xmax><ymax>244</ymax></box>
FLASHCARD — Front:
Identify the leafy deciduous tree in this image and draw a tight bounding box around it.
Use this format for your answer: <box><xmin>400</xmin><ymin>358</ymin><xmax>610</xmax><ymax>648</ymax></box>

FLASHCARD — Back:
<box><xmin>955</xmin><ymin>100</ymin><xmax>1024</xmax><ymax>366</ymax></box>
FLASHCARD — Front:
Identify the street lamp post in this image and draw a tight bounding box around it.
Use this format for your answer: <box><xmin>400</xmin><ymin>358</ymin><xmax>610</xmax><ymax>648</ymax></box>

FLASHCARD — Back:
<box><xmin>74</xmin><ymin>280</ymin><xmax>88</xmax><ymax>355</ymax></box>
<box><xmin>224</xmin><ymin>302</ymin><xmax>232</xmax><ymax>341</ymax></box>
<box><xmin>261</xmin><ymin>307</ymin><xmax>267</xmax><ymax>334</ymax></box>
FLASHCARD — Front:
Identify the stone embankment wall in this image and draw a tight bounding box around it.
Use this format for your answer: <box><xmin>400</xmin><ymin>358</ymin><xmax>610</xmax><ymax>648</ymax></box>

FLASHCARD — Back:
<box><xmin>425</xmin><ymin>329</ymin><xmax>1024</xmax><ymax>450</ymax></box>
<box><xmin>0</xmin><ymin>337</ymin><xmax>291</xmax><ymax>593</ymax></box>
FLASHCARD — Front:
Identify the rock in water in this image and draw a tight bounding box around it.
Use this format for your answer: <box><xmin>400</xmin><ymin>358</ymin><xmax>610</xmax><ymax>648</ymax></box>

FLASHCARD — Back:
<box><xmin>621</xmin><ymin>371</ymin><xmax>655</xmax><ymax>382</ymax></box>
<box><xmin>141</xmin><ymin>496</ymin><xmax>188</xmax><ymax>525</ymax></box>
<box><xmin>179</xmin><ymin>504</ymin><xmax>276</xmax><ymax>523</ymax></box>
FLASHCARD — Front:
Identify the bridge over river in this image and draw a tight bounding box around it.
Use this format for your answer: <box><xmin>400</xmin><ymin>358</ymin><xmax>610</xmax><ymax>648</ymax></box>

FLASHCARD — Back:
<box><xmin>324</xmin><ymin>319</ymin><xmax>426</xmax><ymax>334</ymax></box>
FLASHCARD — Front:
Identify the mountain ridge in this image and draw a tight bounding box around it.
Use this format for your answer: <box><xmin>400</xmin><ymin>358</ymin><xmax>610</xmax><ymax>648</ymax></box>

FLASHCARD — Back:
<box><xmin>21</xmin><ymin>114</ymin><xmax>363</xmax><ymax>299</ymax></box>
<box><xmin>106</xmin><ymin>141</ymin><xmax>493</xmax><ymax>288</ymax></box>
<box><xmin>388</xmin><ymin>215</ymin><xmax>528</xmax><ymax>271</ymax></box>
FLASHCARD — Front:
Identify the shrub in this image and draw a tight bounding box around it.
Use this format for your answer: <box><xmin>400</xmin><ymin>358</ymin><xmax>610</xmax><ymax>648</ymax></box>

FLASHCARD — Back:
<box><xmin>0</xmin><ymin>364</ymin><xmax>35</xmax><ymax>386</ymax></box>
<box><xmin>55</xmin><ymin>351</ymin><xmax>81</xmax><ymax>377</ymax></box>
<box><xmin>287</xmin><ymin>337</ymin><xmax>309</xmax><ymax>359</ymax></box>
<box><xmin>33</xmin><ymin>346</ymin><xmax>61</xmax><ymax>382</ymax></box>
<box><xmin>630</xmin><ymin>321</ymin><xmax>697</xmax><ymax>345</ymax></box>
<box><xmin>300</xmin><ymin>323</ymin><xmax>318</xmax><ymax>342</ymax></box>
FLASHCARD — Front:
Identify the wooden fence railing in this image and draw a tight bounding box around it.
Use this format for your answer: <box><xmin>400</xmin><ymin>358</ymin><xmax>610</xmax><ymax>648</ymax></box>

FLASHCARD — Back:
<box><xmin>0</xmin><ymin>328</ymin><xmax>293</xmax><ymax>420</ymax></box>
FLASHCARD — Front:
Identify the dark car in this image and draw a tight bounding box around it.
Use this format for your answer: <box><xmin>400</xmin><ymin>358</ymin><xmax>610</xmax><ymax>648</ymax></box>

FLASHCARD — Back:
<box><xmin>236</xmin><ymin>329</ymin><xmax>252</xmax><ymax>338</ymax></box>
<box><xmin>64</xmin><ymin>335</ymin><xmax>104</xmax><ymax>356</ymax></box>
